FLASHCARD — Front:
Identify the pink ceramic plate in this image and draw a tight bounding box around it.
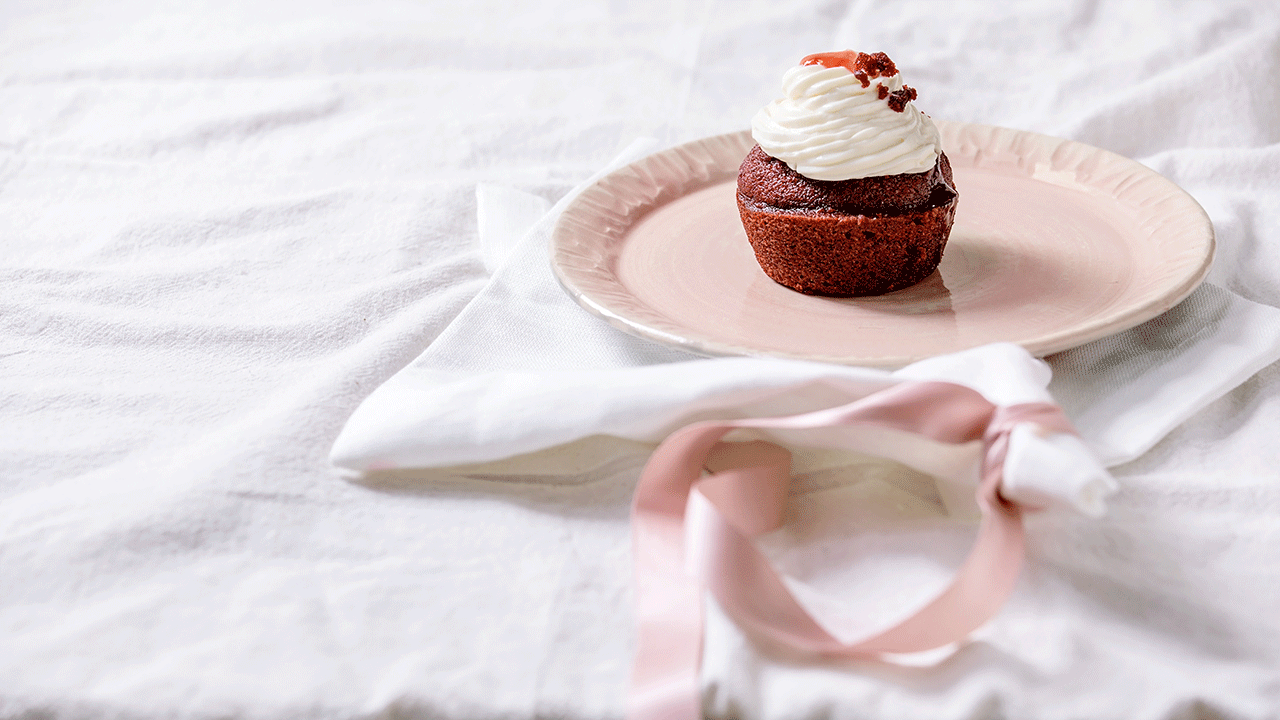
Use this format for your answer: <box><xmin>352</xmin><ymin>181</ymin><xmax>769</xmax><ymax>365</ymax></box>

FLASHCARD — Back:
<box><xmin>550</xmin><ymin>123</ymin><xmax>1214</xmax><ymax>367</ymax></box>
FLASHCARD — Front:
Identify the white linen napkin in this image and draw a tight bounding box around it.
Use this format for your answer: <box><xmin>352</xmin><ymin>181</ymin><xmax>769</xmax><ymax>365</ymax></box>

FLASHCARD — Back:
<box><xmin>330</xmin><ymin>141</ymin><xmax>1280</xmax><ymax>476</ymax></box>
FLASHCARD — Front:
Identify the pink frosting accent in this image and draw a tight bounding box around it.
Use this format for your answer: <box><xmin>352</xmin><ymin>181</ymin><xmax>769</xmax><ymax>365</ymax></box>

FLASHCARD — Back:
<box><xmin>627</xmin><ymin>381</ymin><xmax>1075</xmax><ymax>720</ymax></box>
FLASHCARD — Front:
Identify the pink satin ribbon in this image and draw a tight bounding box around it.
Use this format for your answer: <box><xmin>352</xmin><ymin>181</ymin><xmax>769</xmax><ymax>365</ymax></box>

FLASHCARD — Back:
<box><xmin>628</xmin><ymin>381</ymin><xmax>1076</xmax><ymax>720</ymax></box>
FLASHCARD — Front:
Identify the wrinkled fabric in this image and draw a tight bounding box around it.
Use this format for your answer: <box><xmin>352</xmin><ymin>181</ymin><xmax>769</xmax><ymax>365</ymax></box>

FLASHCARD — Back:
<box><xmin>4</xmin><ymin>2</ymin><xmax>1280</xmax><ymax>719</ymax></box>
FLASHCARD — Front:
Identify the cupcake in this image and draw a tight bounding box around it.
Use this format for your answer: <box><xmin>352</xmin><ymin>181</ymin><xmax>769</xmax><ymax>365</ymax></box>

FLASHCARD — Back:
<box><xmin>737</xmin><ymin>51</ymin><xmax>958</xmax><ymax>297</ymax></box>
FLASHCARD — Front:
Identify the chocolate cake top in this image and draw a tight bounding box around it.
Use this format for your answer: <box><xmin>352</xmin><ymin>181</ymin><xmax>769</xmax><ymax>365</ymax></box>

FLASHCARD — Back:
<box><xmin>736</xmin><ymin>144</ymin><xmax>955</xmax><ymax>216</ymax></box>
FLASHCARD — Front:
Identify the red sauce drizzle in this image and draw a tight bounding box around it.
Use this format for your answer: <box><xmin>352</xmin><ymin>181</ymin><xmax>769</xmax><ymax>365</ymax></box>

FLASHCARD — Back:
<box><xmin>800</xmin><ymin>50</ymin><xmax>917</xmax><ymax>112</ymax></box>
<box><xmin>801</xmin><ymin>51</ymin><xmax>898</xmax><ymax>87</ymax></box>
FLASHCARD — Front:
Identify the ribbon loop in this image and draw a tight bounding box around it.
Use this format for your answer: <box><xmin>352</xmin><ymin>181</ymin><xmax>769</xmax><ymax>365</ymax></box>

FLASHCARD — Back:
<box><xmin>628</xmin><ymin>381</ymin><xmax>1081</xmax><ymax>720</ymax></box>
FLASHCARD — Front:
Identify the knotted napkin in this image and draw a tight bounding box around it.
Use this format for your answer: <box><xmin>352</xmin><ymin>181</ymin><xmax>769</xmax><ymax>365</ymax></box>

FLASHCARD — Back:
<box><xmin>330</xmin><ymin>140</ymin><xmax>1280</xmax><ymax>718</ymax></box>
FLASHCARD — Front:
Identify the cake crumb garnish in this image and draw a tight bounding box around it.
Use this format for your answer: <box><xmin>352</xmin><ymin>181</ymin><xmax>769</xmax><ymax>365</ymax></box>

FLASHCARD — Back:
<box><xmin>885</xmin><ymin>86</ymin><xmax>917</xmax><ymax>112</ymax></box>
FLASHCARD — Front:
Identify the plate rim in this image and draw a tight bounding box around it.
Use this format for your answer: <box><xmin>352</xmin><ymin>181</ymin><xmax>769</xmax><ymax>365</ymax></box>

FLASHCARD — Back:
<box><xmin>549</xmin><ymin>122</ymin><xmax>1216</xmax><ymax>366</ymax></box>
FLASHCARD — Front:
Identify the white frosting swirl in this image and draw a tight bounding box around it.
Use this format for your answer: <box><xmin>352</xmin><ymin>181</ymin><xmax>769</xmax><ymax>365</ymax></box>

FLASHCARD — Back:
<box><xmin>751</xmin><ymin>61</ymin><xmax>942</xmax><ymax>181</ymax></box>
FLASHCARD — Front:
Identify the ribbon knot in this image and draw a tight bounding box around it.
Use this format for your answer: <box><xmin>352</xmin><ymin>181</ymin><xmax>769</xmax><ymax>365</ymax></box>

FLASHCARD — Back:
<box><xmin>981</xmin><ymin>403</ymin><xmax>1079</xmax><ymax>513</ymax></box>
<box><xmin>629</xmin><ymin>381</ymin><xmax>1079</xmax><ymax>720</ymax></box>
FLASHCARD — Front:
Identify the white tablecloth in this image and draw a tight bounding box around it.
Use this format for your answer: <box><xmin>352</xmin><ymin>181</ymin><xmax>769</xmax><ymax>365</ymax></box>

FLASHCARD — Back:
<box><xmin>4</xmin><ymin>1</ymin><xmax>1280</xmax><ymax>718</ymax></box>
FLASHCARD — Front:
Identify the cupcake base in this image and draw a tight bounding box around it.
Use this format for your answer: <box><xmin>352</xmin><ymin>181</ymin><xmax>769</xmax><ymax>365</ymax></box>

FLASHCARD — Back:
<box><xmin>737</xmin><ymin>193</ymin><xmax>958</xmax><ymax>297</ymax></box>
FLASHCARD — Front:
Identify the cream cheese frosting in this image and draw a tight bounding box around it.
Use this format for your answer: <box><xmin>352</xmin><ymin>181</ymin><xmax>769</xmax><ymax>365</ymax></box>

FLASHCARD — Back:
<box><xmin>751</xmin><ymin>52</ymin><xmax>942</xmax><ymax>181</ymax></box>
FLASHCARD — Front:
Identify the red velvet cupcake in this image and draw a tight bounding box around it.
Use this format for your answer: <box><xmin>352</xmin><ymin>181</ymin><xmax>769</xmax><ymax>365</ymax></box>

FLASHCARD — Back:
<box><xmin>739</xmin><ymin>51</ymin><xmax>958</xmax><ymax>297</ymax></box>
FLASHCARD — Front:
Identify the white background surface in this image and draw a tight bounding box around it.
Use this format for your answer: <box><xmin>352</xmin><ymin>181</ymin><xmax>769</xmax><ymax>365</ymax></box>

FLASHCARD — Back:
<box><xmin>4</xmin><ymin>1</ymin><xmax>1280</xmax><ymax>718</ymax></box>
